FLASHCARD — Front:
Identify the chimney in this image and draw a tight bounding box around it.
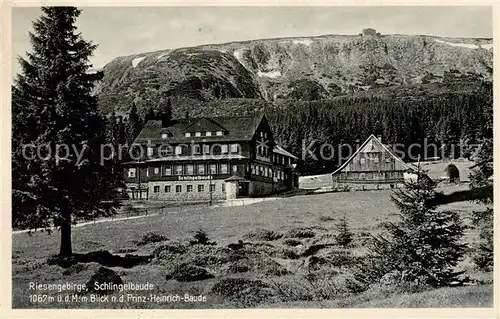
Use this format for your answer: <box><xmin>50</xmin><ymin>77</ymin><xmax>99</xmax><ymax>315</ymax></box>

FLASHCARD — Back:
<box><xmin>377</xmin><ymin>135</ymin><xmax>382</xmax><ymax>143</ymax></box>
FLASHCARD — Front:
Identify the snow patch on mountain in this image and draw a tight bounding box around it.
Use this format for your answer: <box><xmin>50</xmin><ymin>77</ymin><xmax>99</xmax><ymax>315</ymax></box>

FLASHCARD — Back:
<box><xmin>292</xmin><ymin>39</ymin><xmax>314</xmax><ymax>46</ymax></box>
<box><xmin>156</xmin><ymin>52</ymin><xmax>169</xmax><ymax>60</ymax></box>
<box><xmin>480</xmin><ymin>44</ymin><xmax>493</xmax><ymax>50</ymax></box>
<box><xmin>434</xmin><ymin>39</ymin><xmax>479</xmax><ymax>49</ymax></box>
<box><xmin>233</xmin><ymin>49</ymin><xmax>245</xmax><ymax>64</ymax></box>
<box><xmin>257</xmin><ymin>70</ymin><xmax>281</xmax><ymax>78</ymax></box>
<box><xmin>132</xmin><ymin>57</ymin><xmax>146</xmax><ymax>67</ymax></box>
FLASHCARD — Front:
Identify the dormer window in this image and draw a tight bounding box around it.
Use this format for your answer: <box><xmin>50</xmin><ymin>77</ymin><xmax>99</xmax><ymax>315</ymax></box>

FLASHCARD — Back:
<box><xmin>185</xmin><ymin>132</ymin><xmax>191</xmax><ymax>137</ymax></box>
<box><xmin>206</xmin><ymin>131</ymin><xmax>212</xmax><ymax>137</ymax></box>
<box><xmin>216</xmin><ymin>131</ymin><xmax>223</xmax><ymax>136</ymax></box>
<box><xmin>195</xmin><ymin>132</ymin><xmax>202</xmax><ymax>137</ymax></box>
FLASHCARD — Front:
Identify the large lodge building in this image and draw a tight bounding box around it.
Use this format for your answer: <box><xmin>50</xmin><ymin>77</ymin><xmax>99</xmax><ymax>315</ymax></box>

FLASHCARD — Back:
<box><xmin>123</xmin><ymin>114</ymin><xmax>298</xmax><ymax>201</ymax></box>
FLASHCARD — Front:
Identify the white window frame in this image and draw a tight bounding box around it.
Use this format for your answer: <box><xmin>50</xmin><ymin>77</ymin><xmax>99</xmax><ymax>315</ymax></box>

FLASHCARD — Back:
<box><xmin>216</xmin><ymin>131</ymin><xmax>223</xmax><ymax>136</ymax></box>
<box><xmin>176</xmin><ymin>185</ymin><xmax>182</xmax><ymax>193</ymax></box>
<box><xmin>193</xmin><ymin>144</ymin><xmax>201</xmax><ymax>155</ymax></box>
<box><xmin>175</xmin><ymin>165</ymin><xmax>183</xmax><ymax>175</ymax></box>
<box><xmin>154</xmin><ymin>167</ymin><xmax>160</xmax><ymax>174</ymax></box>
<box><xmin>220</xmin><ymin>164</ymin><xmax>228</xmax><ymax>174</ymax></box>
<box><xmin>161</xmin><ymin>133</ymin><xmax>168</xmax><ymax>139</ymax></box>
<box><xmin>186</xmin><ymin>185</ymin><xmax>193</xmax><ymax>192</ymax></box>
<box><xmin>221</xmin><ymin>144</ymin><xmax>228</xmax><ymax>154</ymax></box>
<box><xmin>186</xmin><ymin>164</ymin><xmax>194</xmax><ymax>175</ymax></box>
<box><xmin>175</xmin><ymin>145</ymin><xmax>182</xmax><ymax>155</ymax></box>
<box><xmin>195</xmin><ymin>132</ymin><xmax>202</xmax><ymax>137</ymax></box>
<box><xmin>198</xmin><ymin>164</ymin><xmax>205</xmax><ymax>175</ymax></box>
<box><xmin>185</xmin><ymin>132</ymin><xmax>191</xmax><ymax>137</ymax></box>
<box><xmin>210</xmin><ymin>164</ymin><xmax>217</xmax><ymax>174</ymax></box>
<box><xmin>147</xmin><ymin>147</ymin><xmax>154</xmax><ymax>157</ymax></box>
<box><xmin>206</xmin><ymin>131</ymin><xmax>212</xmax><ymax>136</ymax></box>
<box><xmin>164</xmin><ymin>165</ymin><xmax>172</xmax><ymax>176</ymax></box>
<box><xmin>203</xmin><ymin>144</ymin><xmax>210</xmax><ymax>154</ymax></box>
<box><xmin>230</xmin><ymin>144</ymin><xmax>239</xmax><ymax>153</ymax></box>
<box><xmin>128</xmin><ymin>168</ymin><xmax>136</xmax><ymax>178</ymax></box>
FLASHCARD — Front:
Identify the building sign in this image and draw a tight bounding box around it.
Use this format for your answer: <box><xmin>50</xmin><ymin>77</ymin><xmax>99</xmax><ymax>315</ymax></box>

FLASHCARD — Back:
<box><xmin>178</xmin><ymin>175</ymin><xmax>211</xmax><ymax>181</ymax></box>
<box><xmin>256</xmin><ymin>155</ymin><xmax>271</xmax><ymax>163</ymax></box>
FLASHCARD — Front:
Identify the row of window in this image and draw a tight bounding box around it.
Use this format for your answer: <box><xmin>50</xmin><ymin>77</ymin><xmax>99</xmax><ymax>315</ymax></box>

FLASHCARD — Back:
<box><xmin>128</xmin><ymin>163</ymin><xmax>239</xmax><ymax>178</ymax></box>
<box><xmin>152</xmin><ymin>184</ymin><xmax>224</xmax><ymax>193</ymax></box>
<box><xmin>250</xmin><ymin>163</ymin><xmax>285</xmax><ymax>180</ymax></box>
<box><xmin>147</xmin><ymin>143</ymin><xmax>240</xmax><ymax>157</ymax></box>
<box><xmin>356</xmin><ymin>155</ymin><xmax>393</xmax><ymax>164</ymax></box>
<box><xmin>161</xmin><ymin>131</ymin><xmax>225</xmax><ymax>139</ymax></box>
<box><xmin>337</xmin><ymin>171</ymin><xmax>403</xmax><ymax>180</ymax></box>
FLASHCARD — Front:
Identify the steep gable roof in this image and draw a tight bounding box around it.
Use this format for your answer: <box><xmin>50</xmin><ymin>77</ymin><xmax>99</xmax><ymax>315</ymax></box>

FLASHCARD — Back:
<box><xmin>184</xmin><ymin>117</ymin><xmax>227</xmax><ymax>133</ymax></box>
<box><xmin>134</xmin><ymin>114</ymin><xmax>264</xmax><ymax>144</ymax></box>
<box><xmin>332</xmin><ymin>134</ymin><xmax>414</xmax><ymax>176</ymax></box>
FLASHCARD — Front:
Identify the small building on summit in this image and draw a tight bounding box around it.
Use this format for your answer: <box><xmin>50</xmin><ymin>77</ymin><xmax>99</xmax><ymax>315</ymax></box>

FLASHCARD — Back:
<box><xmin>332</xmin><ymin>134</ymin><xmax>416</xmax><ymax>190</ymax></box>
<box><xmin>361</xmin><ymin>28</ymin><xmax>378</xmax><ymax>36</ymax></box>
<box><xmin>123</xmin><ymin>114</ymin><xmax>299</xmax><ymax>201</ymax></box>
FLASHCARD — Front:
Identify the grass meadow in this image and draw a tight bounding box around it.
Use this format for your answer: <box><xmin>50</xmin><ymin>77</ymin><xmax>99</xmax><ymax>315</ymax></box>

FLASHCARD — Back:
<box><xmin>12</xmin><ymin>185</ymin><xmax>493</xmax><ymax>309</ymax></box>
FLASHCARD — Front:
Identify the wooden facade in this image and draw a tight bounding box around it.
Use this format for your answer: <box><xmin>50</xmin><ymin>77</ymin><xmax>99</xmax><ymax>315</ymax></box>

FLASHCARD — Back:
<box><xmin>332</xmin><ymin>134</ymin><xmax>413</xmax><ymax>190</ymax></box>
<box><xmin>123</xmin><ymin>114</ymin><xmax>298</xmax><ymax>201</ymax></box>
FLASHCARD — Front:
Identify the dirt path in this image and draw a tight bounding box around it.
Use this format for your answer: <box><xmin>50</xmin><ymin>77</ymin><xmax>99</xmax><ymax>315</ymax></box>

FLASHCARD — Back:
<box><xmin>12</xmin><ymin>212</ymin><xmax>162</xmax><ymax>235</ymax></box>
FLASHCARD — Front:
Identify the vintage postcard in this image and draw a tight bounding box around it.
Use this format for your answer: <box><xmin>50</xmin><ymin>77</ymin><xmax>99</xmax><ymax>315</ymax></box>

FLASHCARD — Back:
<box><xmin>2</xmin><ymin>2</ymin><xmax>497</xmax><ymax>317</ymax></box>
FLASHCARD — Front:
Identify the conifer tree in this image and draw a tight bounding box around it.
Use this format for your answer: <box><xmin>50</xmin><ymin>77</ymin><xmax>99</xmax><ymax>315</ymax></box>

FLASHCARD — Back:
<box><xmin>126</xmin><ymin>103</ymin><xmax>143</xmax><ymax>145</ymax></box>
<box><xmin>371</xmin><ymin>166</ymin><xmax>468</xmax><ymax>286</ymax></box>
<box><xmin>12</xmin><ymin>7</ymin><xmax>117</xmax><ymax>257</ymax></box>
<box><xmin>335</xmin><ymin>213</ymin><xmax>353</xmax><ymax>248</ymax></box>
<box><xmin>468</xmin><ymin>90</ymin><xmax>493</xmax><ymax>270</ymax></box>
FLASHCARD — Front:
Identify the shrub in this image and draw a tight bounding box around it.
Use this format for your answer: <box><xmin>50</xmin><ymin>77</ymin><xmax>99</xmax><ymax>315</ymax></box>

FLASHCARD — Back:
<box><xmin>133</xmin><ymin>232</ymin><xmax>168</xmax><ymax>246</ymax></box>
<box><xmin>319</xmin><ymin>215</ymin><xmax>335</xmax><ymax>222</ymax></box>
<box><xmin>306</xmin><ymin>255</ymin><xmax>330</xmax><ymax>270</ymax></box>
<box><xmin>223</xmin><ymin>259</ymin><xmax>252</xmax><ymax>274</ymax></box>
<box><xmin>153</xmin><ymin>242</ymin><xmax>188</xmax><ymax>259</ymax></box>
<box><xmin>285</xmin><ymin>227</ymin><xmax>316</xmax><ymax>239</ymax></box>
<box><xmin>62</xmin><ymin>263</ymin><xmax>88</xmax><ymax>276</ymax></box>
<box><xmin>270</xmin><ymin>247</ymin><xmax>300</xmax><ymax>260</ymax></box>
<box><xmin>166</xmin><ymin>263</ymin><xmax>214</xmax><ymax>282</ymax></box>
<box><xmin>211</xmin><ymin>278</ymin><xmax>274</xmax><ymax>306</ymax></box>
<box><xmin>283</xmin><ymin>238</ymin><xmax>302</xmax><ymax>247</ymax></box>
<box><xmin>85</xmin><ymin>267</ymin><xmax>123</xmax><ymax>295</ymax></box>
<box><xmin>189</xmin><ymin>228</ymin><xmax>216</xmax><ymax>246</ymax></box>
<box><xmin>329</xmin><ymin>250</ymin><xmax>357</xmax><ymax>268</ymax></box>
<box><xmin>335</xmin><ymin>214</ymin><xmax>353</xmax><ymax>247</ymax></box>
<box><xmin>243</xmin><ymin>229</ymin><xmax>283</xmax><ymax>241</ymax></box>
<box><xmin>470</xmin><ymin>208</ymin><xmax>493</xmax><ymax>271</ymax></box>
<box><xmin>302</xmin><ymin>244</ymin><xmax>328</xmax><ymax>257</ymax></box>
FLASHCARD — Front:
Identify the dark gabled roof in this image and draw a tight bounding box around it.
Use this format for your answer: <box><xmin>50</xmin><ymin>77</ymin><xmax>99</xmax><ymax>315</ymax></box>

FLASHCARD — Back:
<box><xmin>134</xmin><ymin>114</ymin><xmax>264</xmax><ymax>144</ymax></box>
<box><xmin>274</xmin><ymin>145</ymin><xmax>299</xmax><ymax>160</ymax></box>
<box><xmin>184</xmin><ymin>117</ymin><xmax>226</xmax><ymax>133</ymax></box>
<box><xmin>331</xmin><ymin>134</ymin><xmax>414</xmax><ymax>176</ymax></box>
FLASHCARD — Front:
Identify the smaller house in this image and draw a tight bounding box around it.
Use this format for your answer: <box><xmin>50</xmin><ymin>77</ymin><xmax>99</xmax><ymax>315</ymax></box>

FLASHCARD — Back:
<box><xmin>332</xmin><ymin>134</ymin><xmax>419</xmax><ymax>190</ymax></box>
<box><xmin>362</xmin><ymin>28</ymin><xmax>377</xmax><ymax>36</ymax></box>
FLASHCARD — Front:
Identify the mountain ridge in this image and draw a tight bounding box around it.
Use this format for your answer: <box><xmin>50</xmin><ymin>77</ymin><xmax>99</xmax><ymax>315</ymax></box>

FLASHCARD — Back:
<box><xmin>96</xmin><ymin>33</ymin><xmax>493</xmax><ymax>115</ymax></box>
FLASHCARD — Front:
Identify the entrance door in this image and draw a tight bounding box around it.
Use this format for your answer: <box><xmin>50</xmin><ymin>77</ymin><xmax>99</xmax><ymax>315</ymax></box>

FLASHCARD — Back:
<box><xmin>238</xmin><ymin>182</ymin><xmax>249</xmax><ymax>197</ymax></box>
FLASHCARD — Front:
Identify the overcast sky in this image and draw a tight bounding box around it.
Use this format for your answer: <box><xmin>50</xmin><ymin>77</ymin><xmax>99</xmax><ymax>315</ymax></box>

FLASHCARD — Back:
<box><xmin>11</xmin><ymin>6</ymin><xmax>492</xmax><ymax>76</ymax></box>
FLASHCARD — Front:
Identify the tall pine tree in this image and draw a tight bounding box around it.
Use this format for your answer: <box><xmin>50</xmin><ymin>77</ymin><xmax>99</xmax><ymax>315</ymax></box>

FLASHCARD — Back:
<box><xmin>12</xmin><ymin>7</ymin><xmax>117</xmax><ymax>257</ymax></box>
